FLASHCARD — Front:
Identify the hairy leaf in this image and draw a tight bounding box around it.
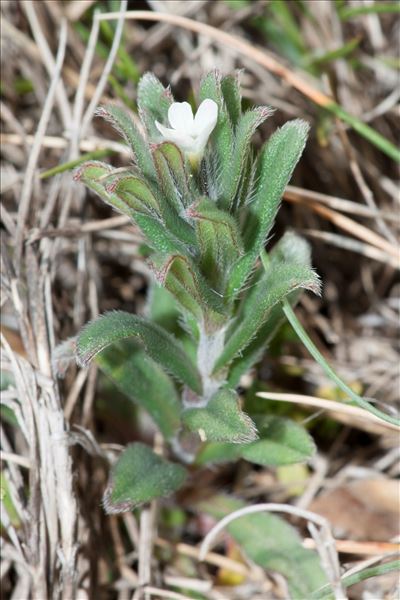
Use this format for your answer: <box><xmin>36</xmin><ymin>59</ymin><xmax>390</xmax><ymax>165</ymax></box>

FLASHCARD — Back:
<box><xmin>182</xmin><ymin>389</ymin><xmax>258</xmax><ymax>443</ymax></box>
<box><xmin>196</xmin><ymin>415</ymin><xmax>314</xmax><ymax>467</ymax></box>
<box><xmin>195</xmin><ymin>441</ymin><xmax>243</xmax><ymax>465</ymax></box>
<box><xmin>153</xmin><ymin>142</ymin><xmax>191</xmax><ymax>208</ymax></box>
<box><xmin>244</xmin><ymin>119</ymin><xmax>310</xmax><ymax>249</ymax></box>
<box><xmin>76</xmin><ymin>311</ymin><xmax>202</xmax><ymax>394</ymax></box>
<box><xmin>137</xmin><ymin>72</ymin><xmax>173</xmax><ymax>139</ymax></box>
<box><xmin>97</xmin><ymin>340</ymin><xmax>180</xmax><ymax>439</ymax></box>
<box><xmin>188</xmin><ymin>198</ymin><xmax>243</xmax><ymax>290</ymax></box>
<box><xmin>199</xmin><ymin>71</ymin><xmax>234</xmax><ymax>205</ymax></box>
<box><xmin>151</xmin><ymin>144</ymin><xmax>196</xmax><ymax>246</ymax></box>
<box><xmin>111</xmin><ymin>175</ymin><xmax>160</xmax><ymax>214</ymax></box>
<box><xmin>103</xmin><ymin>443</ymin><xmax>186</xmax><ymax>513</ymax></box>
<box><xmin>215</xmin><ymin>262</ymin><xmax>320</xmax><ymax>371</ymax></box>
<box><xmin>75</xmin><ymin>161</ymin><xmax>192</xmax><ymax>256</ymax></box>
<box><xmin>198</xmin><ymin>495</ymin><xmax>329</xmax><ymax>599</ymax></box>
<box><xmin>74</xmin><ymin>161</ymin><xmax>135</xmax><ymax>217</ymax></box>
<box><xmin>95</xmin><ymin>105</ymin><xmax>155</xmax><ymax>180</ymax></box>
<box><xmin>241</xmin><ymin>416</ymin><xmax>316</xmax><ymax>466</ymax></box>
<box><xmin>228</xmin><ymin>232</ymin><xmax>313</xmax><ymax>386</ymax></box>
<box><xmin>221</xmin><ymin>71</ymin><xmax>242</xmax><ymax>127</ymax></box>
<box><xmin>153</xmin><ymin>255</ymin><xmax>226</xmax><ymax>329</ymax></box>
<box><xmin>224</xmin><ymin>106</ymin><xmax>273</xmax><ymax>210</ymax></box>
<box><xmin>227</xmin><ymin>120</ymin><xmax>309</xmax><ymax>296</ymax></box>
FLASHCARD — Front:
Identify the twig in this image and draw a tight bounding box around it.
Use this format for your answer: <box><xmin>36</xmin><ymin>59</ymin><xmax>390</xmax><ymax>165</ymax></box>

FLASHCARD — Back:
<box><xmin>96</xmin><ymin>9</ymin><xmax>399</xmax><ymax>161</ymax></box>
<box><xmin>109</xmin><ymin>516</ymin><xmax>139</xmax><ymax>587</ymax></box>
<box><xmin>285</xmin><ymin>194</ymin><xmax>399</xmax><ymax>260</ymax></box>
<box><xmin>303</xmin><ymin>538</ymin><xmax>400</xmax><ymax>556</ymax></box>
<box><xmin>133</xmin><ymin>503</ymin><xmax>157</xmax><ymax>600</ymax></box>
<box><xmin>14</xmin><ymin>19</ymin><xmax>68</xmax><ymax>274</ymax></box>
<box><xmin>155</xmin><ymin>538</ymin><xmax>250</xmax><ymax>577</ymax></box>
<box><xmin>22</xmin><ymin>2</ymin><xmax>71</xmax><ymax>128</ymax></box>
<box><xmin>142</xmin><ymin>588</ymin><xmax>193</xmax><ymax>600</ymax></box>
<box><xmin>256</xmin><ymin>392</ymin><xmax>399</xmax><ymax>433</ymax></box>
<box><xmin>81</xmin><ymin>0</ymin><xmax>128</xmax><ymax>138</ymax></box>
<box><xmin>303</xmin><ymin>229</ymin><xmax>399</xmax><ymax>269</ymax></box>
<box><xmin>336</xmin><ymin>120</ymin><xmax>396</xmax><ymax>244</ymax></box>
<box><xmin>285</xmin><ymin>185</ymin><xmax>399</xmax><ymax>223</ymax></box>
<box><xmin>65</xmin><ymin>0</ymin><xmax>96</xmax><ymax>21</ymax></box>
<box><xmin>1</xmin><ymin>132</ymin><xmax>128</xmax><ymax>154</ymax></box>
<box><xmin>69</xmin><ymin>7</ymin><xmax>101</xmax><ymax>159</ymax></box>
<box><xmin>0</xmin><ymin>451</ymin><xmax>31</xmax><ymax>469</ymax></box>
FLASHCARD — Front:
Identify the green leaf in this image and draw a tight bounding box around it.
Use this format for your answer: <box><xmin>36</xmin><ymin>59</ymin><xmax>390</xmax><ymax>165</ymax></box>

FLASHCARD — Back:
<box><xmin>96</xmin><ymin>340</ymin><xmax>181</xmax><ymax>439</ymax></box>
<box><xmin>95</xmin><ymin>105</ymin><xmax>156</xmax><ymax>180</ymax></box>
<box><xmin>199</xmin><ymin>71</ymin><xmax>234</xmax><ymax>205</ymax></box>
<box><xmin>241</xmin><ymin>416</ymin><xmax>316</xmax><ymax>466</ymax></box>
<box><xmin>221</xmin><ymin>71</ymin><xmax>242</xmax><ymax>127</ymax></box>
<box><xmin>75</xmin><ymin>162</ymin><xmax>193</xmax><ymax>256</ymax></box>
<box><xmin>195</xmin><ymin>441</ymin><xmax>243</xmax><ymax>465</ymax></box>
<box><xmin>153</xmin><ymin>255</ymin><xmax>226</xmax><ymax>329</ymax></box>
<box><xmin>137</xmin><ymin>72</ymin><xmax>173</xmax><ymax>139</ymax></box>
<box><xmin>76</xmin><ymin>311</ymin><xmax>202</xmax><ymax>394</ymax></box>
<box><xmin>195</xmin><ymin>415</ymin><xmax>315</xmax><ymax>467</ymax></box>
<box><xmin>188</xmin><ymin>198</ymin><xmax>243</xmax><ymax>290</ymax></box>
<box><xmin>147</xmin><ymin>283</ymin><xmax>182</xmax><ymax>334</ymax></box>
<box><xmin>227</xmin><ymin>119</ymin><xmax>309</xmax><ymax>297</ymax></box>
<box><xmin>153</xmin><ymin>255</ymin><xmax>204</xmax><ymax>322</ymax></box>
<box><xmin>111</xmin><ymin>175</ymin><xmax>160</xmax><ymax>214</ymax></box>
<box><xmin>1</xmin><ymin>472</ymin><xmax>21</xmax><ymax>527</ymax></box>
<box><xmin>182</xmin><ymin>389</ymin><xmax>258</xmax><ymax>443</ymax></box>
<box><xmin>153</xmin><ymin>142</ymin><xmax>192</xmax><ymax>209</ymax></box>
<box><xmin>215</xmin><ymin>261</ymin><xmax>320</xmax><ymax>372</ymax></box>
<box><xmin>246</xmin><ymin>118</ymin><xmax>309</xmax><ymax>246</ymax></box>
<box><xmin>227</xmin><ymin>232</ymin><xmax>314</xmax><ymax>386</ymax></box>
<box><xmin>224</xmin><ymin>106</ymin><xmax>273</xmax><ymax>210</ymax></box>
<box><xmin>152</xmin><ymin>144</ymin><xmax>196</xmax><ymax>246</ymax></box>
<box><xmin>74</xmin><ymin>161</ymin><xmax>135</xmax><ymax>218</ymax></box>
<box><xmin>198</xmin><ymin>495</ymin><xmax>328</xmax><ymax>599</ymax></box>
<box><xmin>134</xmin><ymin>213</ymin><xmax>194</xmax><ymax>256</ymax></box>
<box><xmin>103</xmin><ymin>443</ymin><xmax>187</xmax><ymax>513</ymax></box>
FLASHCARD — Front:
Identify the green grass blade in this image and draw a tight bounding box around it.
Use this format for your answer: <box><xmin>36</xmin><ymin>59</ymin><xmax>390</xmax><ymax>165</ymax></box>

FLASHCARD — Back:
<box><xmin>282</xmin><ymin>300</ymin><xmax>400</xmax><ymax>427</ymax></box>
<box><xmin>311</xmin><ymin>559</ymin><xmax>400</xmax><ymax>599</ymax></box>
<box><xmin>340</xmin><ymin>2</ymin><xmax>400</xmax><ymax>19</ymax></box>
<box><xmin>328</xmin><ymin>102</ymin><xmax>400</xmax><ymax>162</ymax></box>
<box><xmin>40</xmin><ymin>149</ymin><xmax>112</xmax><ymax>179</ymax></box>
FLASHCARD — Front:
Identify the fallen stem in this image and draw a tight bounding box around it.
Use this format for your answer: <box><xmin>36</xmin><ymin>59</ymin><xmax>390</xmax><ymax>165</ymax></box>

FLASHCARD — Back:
<box><xmin>96</xmin><ymin>10</ymin><xmax>400</xmax><ymax>162</ymax></box>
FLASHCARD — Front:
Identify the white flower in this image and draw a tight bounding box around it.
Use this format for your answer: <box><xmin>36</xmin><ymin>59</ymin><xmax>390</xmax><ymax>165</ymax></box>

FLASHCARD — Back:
<box><xmin>155</xmin><ymin>99</ymin><xmax>218</xmax><ymax>161</ymax></box>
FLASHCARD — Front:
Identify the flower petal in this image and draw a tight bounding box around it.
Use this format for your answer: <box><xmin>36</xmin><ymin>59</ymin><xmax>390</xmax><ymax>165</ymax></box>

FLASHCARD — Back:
<box><xmin>155</xmin><ymin>121</ymin><xmax>194</xmax><ymax>151</ymax></box>
<box><xmin>168</xmin><ymin>102</ymin><xmax>194</xmax><ymax>132</ymax></box>
<box><xmin>193</xmin><ymin>99</ymin><xmax>218</xmax><ymax>137</ymax></box>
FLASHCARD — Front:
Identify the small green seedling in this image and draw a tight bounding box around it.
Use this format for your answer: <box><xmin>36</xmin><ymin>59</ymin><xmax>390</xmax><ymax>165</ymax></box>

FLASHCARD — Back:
<box><xmin>74</xmin><ymin>70</ymin><xmax>320</xmax><ymax>513</ymax></box>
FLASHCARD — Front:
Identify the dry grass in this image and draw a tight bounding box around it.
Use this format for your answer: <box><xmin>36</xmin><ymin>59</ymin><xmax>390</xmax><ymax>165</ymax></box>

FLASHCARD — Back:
<box><xmin>1</xmin><ymin>1</ymin><xmax>399</xmax><ymax>599</ymax></box>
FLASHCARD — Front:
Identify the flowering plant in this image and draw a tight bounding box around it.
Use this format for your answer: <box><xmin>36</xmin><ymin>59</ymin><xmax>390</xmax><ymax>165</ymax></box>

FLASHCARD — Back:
<box><xmin>155</xmin><ymin>98</ymin><xmax>218</xmax><ymax>163</ymax></box>
<box><xmin>74</xmin><ymin>71</ymin><xmax>320</xmax><ymax>513</ymax></box>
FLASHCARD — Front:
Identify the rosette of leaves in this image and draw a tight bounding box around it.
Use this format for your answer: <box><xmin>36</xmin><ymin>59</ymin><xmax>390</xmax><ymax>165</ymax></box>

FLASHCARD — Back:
<box><xmin>74</xmin><ymin>71</ymin><xmax>320</xmax><ymax>513</ymax></box>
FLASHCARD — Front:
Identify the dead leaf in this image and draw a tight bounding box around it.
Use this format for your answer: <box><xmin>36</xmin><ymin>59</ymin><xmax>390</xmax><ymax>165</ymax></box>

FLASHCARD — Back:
<box><xmin>310</xmin><ymin>479</ymin><xmax>399</xmax><ymax>541</ymax></box>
